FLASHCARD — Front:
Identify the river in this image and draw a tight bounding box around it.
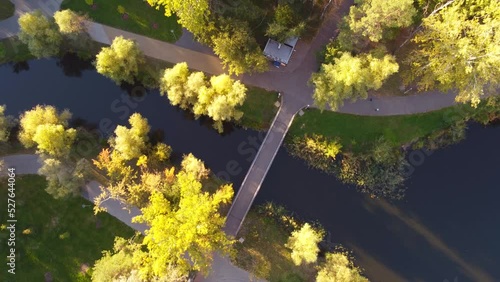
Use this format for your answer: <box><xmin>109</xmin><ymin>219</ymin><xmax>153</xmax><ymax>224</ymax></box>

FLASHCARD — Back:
<box><xmin>1</xmin><ymin>57</ymin><xmax>498</xmax><ymax>282</ymax></box>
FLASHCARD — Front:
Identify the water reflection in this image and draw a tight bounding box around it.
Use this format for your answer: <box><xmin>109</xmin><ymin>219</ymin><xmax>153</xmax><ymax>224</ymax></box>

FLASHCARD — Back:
<box><xmin>11</xmin><ymin>61</ymin><xmax>29</xmax><ymax>74</ymax></box>
<box><xmin>55</xmin><ymin>53</ymin><xmax>93</xmax><ymax>77</ymax></box>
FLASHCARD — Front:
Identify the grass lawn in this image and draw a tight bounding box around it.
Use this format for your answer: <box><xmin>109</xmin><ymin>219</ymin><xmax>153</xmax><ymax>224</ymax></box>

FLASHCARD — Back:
<box><xmin>0</xmin><ymin>175</ymin><xmax>135</xmax><ymax>281</ymax></box>
<box><xmin>61</xmin><ymin>0</ymin><xmax>182</xmax><ymax>43</ymax></box>
<box><xmin>238</xmin><ymin>87</ymin><xmax>279</xmax><ymax>130</ymax></box>
<box><xmin>234</xmin><ymin>210</ymin><xmax>316</xmax><ymax>282</ymax></box>
<box><xmin>288</xmin><ymin>106</ymin><xmax>468</xmax><ymax>152</ymax></box>
<box><xmin>0</xmin><ymin>0</ymin><xmax>14</xmax><ymax>20</ymax></box>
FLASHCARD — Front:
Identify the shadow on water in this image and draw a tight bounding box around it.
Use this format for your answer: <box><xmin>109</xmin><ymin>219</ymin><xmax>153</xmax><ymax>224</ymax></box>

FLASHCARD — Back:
<box><xmin>11</xmin><ymin>61</ymin><xmax>30</xmax><ymax>74</ymax></box>
<box><xmin>55</xmin><ymin>53</ymin><xmax>94</xmax><ymax>77</ymax></box>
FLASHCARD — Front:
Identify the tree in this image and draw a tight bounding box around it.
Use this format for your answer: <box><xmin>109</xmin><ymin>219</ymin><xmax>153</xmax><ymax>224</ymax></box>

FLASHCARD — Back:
<box><xmin>195</xmin><ymin>74</ymin><xmax>247</xmax><ymax>132</ymax></box>
<box><xmin>348</xmin><ymin>0</ymin><xmax>417</xmax><ymax>42</ymax></box>
<box><xmin>95</xmin><ymin>36</ymin><xmax>144</xmax><ymax>84</ymax></box>
<box><xmin>212</xmin><ymin>21</ymin><xmax>268</xmax><ymax>75</ymax></box>
<box><xmin>92</xmin><ymin>236</ymin><xmax>188</xmax><ymax>282</ymax></box>
<box><xmin>408</xmin><ymin>0</ymin><xmax>500</xmax><ymax>107</ymax></box>
<box><xmin>147</xmin><ymin>0</ymin><xmax>211</xmax><ymax>36</ymax></box>
<box><xmin>32</xmin><ymin>124</ymin><xmax>76</xmax><ymax>158</ymax></box>
<box><xmin>39</xmin><ymin>158</ymin><xmax>89</xmax><ymax>199</ymax></box>
<box><xmin>312</xmin><ymin>52</ymin><xmax>399</xmax><ymax>110</ymax></box>
<box><xmin>109</xmin><ymin>113</ymin><xmax>151</xmax><ymax>161</ymax></box>
<box><xmin>266</xmin><ymin>4</ymin><xmax>305</xmax><ymax>43</ymax></box>
<box><xmin>285</xmin><ymin>223</ymin><xmax>323</xmax><ymax>265</ymax></box>
<box><xmin>133</xmin><ymin>171</ymin><xmax>234</xmax><ymax>277</ymax></box>
<box><xmin>181</xmin><ymin>153</ymin><xmax>210</xmax><ymax>180</ymax></box>
<box><xmin>316</xmin><ymin>252</ymin><xmax>368</xmax><ymax>282</ymax></box>
<box><xmin>54</xmin><ymin>9</ymin><xmax>87</xmax><ymax>34</ymax></box>
<box><xmin>160</xmin><ymin>63</ymin><xmax>247</xmax><ymax>132</ymax></box>
<box><xmin>159</xmin><ymin>62</ymin><xmax>203</xmax><ymax>109</ymax></box>
<box><xmin>18</xmin><ymin>105</ymin><xmax>72</xmax><ymax>148</ymax></box>
<box><xmin>18</xmin><ymin>10</ymin><xmax>62</xmax><ymax>58</ymax></box>
<box><xmin>0</xmin><ymin>105</ymin><xmax>11</xmax><ymax>142</ymax></box>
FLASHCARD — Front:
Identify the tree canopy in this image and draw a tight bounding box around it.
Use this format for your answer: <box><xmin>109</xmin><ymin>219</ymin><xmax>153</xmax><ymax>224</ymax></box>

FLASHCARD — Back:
<box><xmin>408</xmin><ymin>0</ymin><xmax>500</xmax><ymax>107</ymax></box>
<box><xmin>134</xmin><ymin>171</ymin><xmax>234</xmax><ymax>276</ymax></box>
<box><xmin>348</xmin><ymin>0</ymin><xmax>417</xmax><ymax>42</ymax></box>
<box><xmin>18</xmin><ymin>105</ymin><xmax>72</xmax><ymax>149</ymax></box>
<box><xmin>109</xmin><ymin>113</ymin><xmax>151</xmax><ymax>161</ymax></box>
<box><xmin>312</xmin><ymin>52</ymin><xmax>399</xmax><ymax>110</ymax></box>
<box><xmin>93</xmin><ymin>154</ymin><xmax>234</xmax><ymax>280</ymax></box>
<box><xmin>285</xmin><ymin>223</ymin><xmax>323</xmax><ymax>265</ymax></box>
<box><xmin>159</xmin><ymin>62</ymin><xmax>199</xmax><ymax>110</ymax></box>
<box><xmin>54</xmin><ymin>9</ymin><xmax>87</xmax><ymax>34</ymax></box>
<box><xmin>38</xmin><ymin>158</ymin><xmax>89</xmax><ymax>199</ymax></box>
<box><xmin>18</xmin><ymin>10</ymin><xmax>62</xmax><ymax>58</ymax></box>
<box><xmin>95</xmin><ymin>36</ymin><xmax>144</xmax><ymax>84</ymax></box>
<box><xmin>266</xmin><ymin>4</ymin><xmax>305</xmax><ymax>43</ymax></box>
<box><xmin>194</xmin><ymin>74</ymin><xmax>247</xmax><ymax>132</ymax></box>
<box><xmin>212</xmin><ymin>21</ymin><xmax>268</xmax><ymax>75</ymax></box>
<box><xmin>160</xmin><ymin>63</ymin><xmax>247</xmax><ymax>132</ymax></box>
<box><xmin>316</xmin><ymin>252</ymin><xmax>368</xmax><ymax>282</ymax></box>
<box><xmin>147</xmin><ymin>0</ymin><xmax>211</xmax><ymax>36</ymax></box>
<box><xmin>32</xmin><ymin>124</ymin><xmax>76</xmax><ymax>158</ymax></box>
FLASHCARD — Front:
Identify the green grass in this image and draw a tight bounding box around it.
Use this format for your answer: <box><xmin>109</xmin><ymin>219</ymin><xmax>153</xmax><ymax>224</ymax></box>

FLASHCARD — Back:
<box><xmin>238</xmin><ymin>87</ymin><xmax>279</xmax><ymax>130</ymax></box>
<box><xmin>61</xmin><ymin>0</ymin><xmax>182</xmax><ymax>43</ymax></box>
<box><xmin>288</xmin><ymin>106</ymin><xmax>468</xmax><ymax>152</ymax></box>
<box><xmin>0</xmin><ymin>0</ymin><xmax>14</xmax><ymax>20</ymax></box>
<box><xmin>233</xmin><ymin>210</ymin><xmax>316</xmax><ymax>282</ymax></box>
<box><xmin>0</xmin><ymin>175</ymin><xmax>135</xmax><ymax>281</ymax></box>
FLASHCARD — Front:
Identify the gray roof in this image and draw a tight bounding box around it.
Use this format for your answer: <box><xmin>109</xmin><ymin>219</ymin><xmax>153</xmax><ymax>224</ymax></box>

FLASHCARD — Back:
<box><xmin>263</xmin><ymin>37</ymin><xmax>298</xmax><ymax>65</ymax></box>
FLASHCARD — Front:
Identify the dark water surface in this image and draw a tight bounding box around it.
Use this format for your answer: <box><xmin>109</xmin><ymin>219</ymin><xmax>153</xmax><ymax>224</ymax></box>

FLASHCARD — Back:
<box><xmin>1</xmin><ymin>58</ymin><xmax>499</xmax><ymax>282</ymax></box>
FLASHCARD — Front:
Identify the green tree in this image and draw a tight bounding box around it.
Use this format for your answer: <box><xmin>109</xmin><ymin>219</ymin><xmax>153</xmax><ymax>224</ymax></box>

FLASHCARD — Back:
<box><xmin>0</xmin><ymin>105</ymin><xmax>11</xmax><ymax>142</ymax></box>
<box><xmin>133</xmin><ymin>171</ymin><xmax>234</xmax><ymax>277</ymax></box>
<box><xmin>109</xmin><ymin>113</ymin><xmax>151</xmax><ymax>161</ymax></box>
<box><xmin>348</xmin><ymin>0</ymin><xmax>417</xmax><ymax>42</ymax></box>
<box><xmin>316</xmin><ymin>252</ymin><xmax>369</xmax><ymax>282</ymax></box>
<box><xmin>312</xmin><ymin>52</ymin><xmax>399</xmax><ymax>110</ymax></box>
<box><xmin>54</xmin><ymin>9</ymin><xmax>87</xmax><ymax>34</ymax></box>
<box><xmin>160</xmin><ymin>63</ymin><xmax>247</xmax><ymax>132</ymax></box>
<box><xmin>408</xmin><ymin>0</ymin><xmax>500</xmax><ymax>107</ymax></box>
<box><xmin>212</xmin><ymin>21</ymin><xmax>268</xmax><ymax>75</ymax></box>
<box><xmin>95</xmin><ymin>36</ymin><xmax>144</xmax><ymax>84</ymax></box>
<box><xmin>18</xmin><ymin>10</ymin><xmax>62</xmax><ymax>58</ymax></box>
<box><xmin>266</xmin><ymin>4</ymin><xmax>305</xmax><ymax>43</ymax></box>
<box><xmin>38</xmin><ymin>158</ymin><xmax>89</xmax><ymax>199</ymax></box>
<box><xmin>195</xmin><ymin>74</ymin><xmax>247</xmax><ymax>132</ymax></box>
<box><xmin>92</xmin><ymin>236</ymin><xmax>188</xmax><ymax>282</ymax></box>
<box><xmin>159</xmin><ymin>62</ymin><xmax>203</xmax><ymax>109</ymax></box>
<box><xmin>181</xmin><ymin>153</ymin><xmax>210</xmax><ymax>180</ymax></box>
<box><xmin>147</xmin><ymin>0</ymin><xmax>211</xmax><ymax>36</ymax></box>
<box><xmin>32</xmin><ymin>124</ymin><xmax>76</xmax><ymax>158</ymax></box>
<box><xmin>18</xmin><ymin>105</ymin><xmax>72</xmax><ymax>148</ymax></box>
<box><xmin>285</xmin><ymin>223</ymin><xmax>323</xmax><ymax>265</ymax></box>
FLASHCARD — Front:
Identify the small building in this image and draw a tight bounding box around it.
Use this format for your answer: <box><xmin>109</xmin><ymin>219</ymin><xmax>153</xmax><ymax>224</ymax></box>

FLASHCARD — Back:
<box><xmin>263</xmin><ymin>37</ymin><xmax>298</xmax><ymax>66</ymax></box>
